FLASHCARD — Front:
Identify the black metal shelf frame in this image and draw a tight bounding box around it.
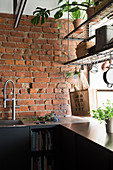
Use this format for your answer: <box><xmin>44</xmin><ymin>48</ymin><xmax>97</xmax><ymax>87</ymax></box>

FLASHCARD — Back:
<box><xmin>64</xmin><ymin>0</ymin><xmax>113</xmax><ymax>65</ymax></box>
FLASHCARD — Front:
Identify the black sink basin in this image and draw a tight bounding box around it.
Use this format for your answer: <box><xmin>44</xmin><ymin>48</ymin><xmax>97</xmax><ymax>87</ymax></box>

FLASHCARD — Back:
<box><xmin>0</xmin><ymin>120</ymin><xmax>24</xmax><ymax>125</ymax></box>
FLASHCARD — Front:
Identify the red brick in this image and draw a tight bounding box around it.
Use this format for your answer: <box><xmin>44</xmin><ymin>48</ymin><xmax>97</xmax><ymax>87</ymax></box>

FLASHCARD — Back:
<box><xmin>0</xmin><ymin>71</ymin><xmax>15</xmax><ymax>77</ymax></box>
<box><xmin>34</xmin><ymin>78</ymin><xmax>50</xmax><ymax>83</ymax></box>
<box><xmin>15</xmin><ymin>60</ymin><xmax>25</xmax><ymax>65</ymax></box>
<box><xmin>40</xmin><ymin>56</ymin><xmax>53</xmax><ymax>61</ymax></box>
<box><xmin>45</xmin><ymin>105</ymin><xmax>60</xmax><ymax>110</ymax></box>
<box><xmin>17</xmin><ymin>94</ymin><xmax>30</xmax><ymax>99</ymax></box>
<box><xmin>5</xmin><ymin>60</ymin><xmax>14</xmax><ymax>65</ymax></box>
<box><xmin>19</xmin><ymin>112</ymin><xmax>34</xmax><ymax>117</ymax></box>
<box><xmin>17</xmin><ymin>78</ymin><xmax>33</xmax><ymax>83</ymax></box>
<box><xmin>30</xmin><ymin>94</ymin><xmax>39</xmax><ymax>99</ymax></box>
<box><xmin>2</xmin><ymin>42</ymin><xmax>16</xmax><ymax>48</ymax></box>
<box><xmin>53</xmin><ymin>99</ymin><xmax>67</xmax><ymax>104</ymax></box>
<box><xmin>7</xmin><ymin>37</ymin><xmax>22</xmax><ymax>42</ymax></box>
<box><xmin>33</xmin><ymin>61</ymin><xmax>42</xmax><ymax>66</ymax></box>
<box><xmin>0</xmin><ymin>30</ymin><xmax>10</xmax><ymax>36</ymax></box>
<box><xmin>16</xmin><ymin>26</ymin><xmax>30</xmax><ymax>32</ymax></box>
<box><xmin>42</xmin><ymin>62</ymin><xmax>51</xmax><ymax>67</ymax></box>
<box><xmin>16</xmin><ymin>72</ymin><xmax>32</xmax><ymax>77</ymax></box>
<box><xmin>39</xmin><ymin>50</ymin><xmax>46</xmax><ymax>55</ymax></box>
<box><xmin>28</xmin><ymin>33</ymin><xmax>42</xmax><ymax>38</ymax></box>
<box><xmin>29</xmin><ymin>105</ymin><xmax>44</xmax><ymax>111</ymax></box>
<box><xmin>12</xmin><ymin>66</ymin><xmax>28</xmax><ymax>71</ymax></box>
<box><xmin>0</xmin><ymin>36</ymin><xmax>6</xmax><ymax>41</ymax></box>
<box><xmin>33</xmin><ymin>39</ymin><xmax>47</xmax><ymax>44</ymax></box>
<box><xmin>10</xmin><ymin>32</ymin><xmax>27</xmax><ymax>37</ymax></box>
<box><xmin>32</xmin><ymin>83</ymin><xmax>48</xmax><ymax>88</ymax></box>
<box><xmin>50</xmin><ymin>78</ymin><xmax>65</xmax><ymax>83</ymax></box>
<box><xmin>40</xmin><ymin>93</ymin><xmax>55</xmax><ymax>99</ymax></box>
<box><xmin>24</xmin><ymin>49</ymin><xmax>31</xmax><ymax>54</ymax></box>
<box><xmin>29</xmin><ymin>67</ymin><xmax>44</xmax><ymax>72</ymax></box>
<box><xmin>31</xmin><ymin>56</ymin><xmax>39</xmax><ymax>60</ymax></box>
<box><xmin>16</xmin><ymin>43</ymin><xmax>30</xmax><ymax>49</ymax></box>
<box><xmin>25</xmin><ymin>100</ymin><xmax>34</xmax><ymax>105</ymax></box>
<box><xmin>30</xmin><ymin>27</ymin><xmax>42</xmax><ymax>32</ymax></box>
<box><xmin>56</xmin><ymin>93</ymin><xmax>69</xmax><ymax>99</ymax></box>
<box><xmin>20</xmin><ymin>106</ymin><xmax>28</xmax><ymax>111</ymax></box>
<box><xmin>26</xmin><ymin>61</ymin><xmax>32</xmax><ymax>66</ymax></box>
<box><xmin>36</xmin><ymin>100</ymin><xmax>44</xmax><ymax>104</ymax></box>
<box><xmin>0</xmin><ymin>24</ymin><xmax>13</xmax><ymax>30</ymax></box>
<box><xmin>43</xmin><ymin>27</ymin><xmax>58</xmax><ymax>33</ymax></box>
<box><xmin>30</xmin><ymin>44</ymin><xmax>41</xmax><ymax>49</ymax></box>
<box><xmin>24</xmin><ymin>38</ymin><xmax>32</xmax><ymax>43</ymax></box>
<box><xmin>49</xmin><ymin>73</ymin><xmax>63</xmax><ymax>78</ymax></box>
<box><xmin>43</xmin><ymin>33</ymin><xmax>58</xmax><ymax>39</ymax></box>
<box><xmin>20</xmin><ymin>89</ymin><xmax>27</xmax><ymax>93</ymax></box>
<box><xmin>0</xmin><ymin>48</ymin><xmax>5</xmax><ymax>53</ymax></box>
<box><xmin>30</xmin><ymin>89</ymin><xmax>37</xmax><ymax>93</ymax></box>
<box><xmin>0</xmin><ymin>65</ymin><xmax>11</xmax><ymax>71</ymax></box>
<box><xmin>0</xmin><ymin>18</ymin><xmax>6</xmax><ymax>23</ymax></box>
<box><xmin>47</xmin><ymin>89</ymin><xmax>53</xmax><ymax>93</ymax></box>
<box><xmin>42</xmin><ymin>44</ymin><xmax>53</xmax><ymax>50</ymax></box>
<box><xmin>33</xmin><ymin>72</ymin><xmax>48</xmax><ymax>77</ymax></box>
<box><xmin>5</xmin><ymin>49</ymin><xmax>13</xmax><ymax>53</ymax></box>
<box><xmin>46</xmin><ymin>68</ymin><xmax>59</xmax><ymax>72</ymax></box>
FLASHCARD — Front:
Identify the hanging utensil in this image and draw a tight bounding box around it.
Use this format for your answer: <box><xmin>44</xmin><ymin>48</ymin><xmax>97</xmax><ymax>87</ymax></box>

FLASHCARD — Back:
<box><xmin>103</xmin><ymin>55</ymin><xmax>113</xmax><ymax>88</ymax></box>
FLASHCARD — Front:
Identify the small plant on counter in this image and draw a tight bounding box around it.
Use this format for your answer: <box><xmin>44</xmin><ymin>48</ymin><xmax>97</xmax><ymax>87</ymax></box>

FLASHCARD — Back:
<box><xmin>92</xmin><ymin>99</ymin><xmax>113</xmax><ymax>123</ymax></box>
<box><xmin>37</xmin><ymin>112</ymin><xmax>60</xmax><ymax>122</ymax></box>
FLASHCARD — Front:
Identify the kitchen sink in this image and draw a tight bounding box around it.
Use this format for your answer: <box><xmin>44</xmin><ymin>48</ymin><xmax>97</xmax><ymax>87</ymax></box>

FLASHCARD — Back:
<box><xmin>0</xmin><ymin>120</ymin><xmax>24</xmax><ymax>125</ymax></box>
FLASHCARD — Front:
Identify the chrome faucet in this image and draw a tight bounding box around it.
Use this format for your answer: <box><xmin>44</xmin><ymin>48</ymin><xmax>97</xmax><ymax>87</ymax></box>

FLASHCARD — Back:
<box><xmin>3</xmin><ymin>80</ymin><xmax>16</xmax><ymax>120</ymax></box>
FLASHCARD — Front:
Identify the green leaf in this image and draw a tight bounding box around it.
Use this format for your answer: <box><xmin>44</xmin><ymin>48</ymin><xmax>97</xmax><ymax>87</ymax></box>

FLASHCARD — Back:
<box><xmin>54</xmin><ymin>10</ymin><xmax>63</xmax><ymax>19</ymax></box>
<box><xmin>58</xmin><ymin>0</ymin><xmax>63</xmax><ymax>5</ymax></box>
<box><xmin>72</xmin><ymin>1</ymin><xmax>77</xmax><ymax>5</ymax></box>
<box><xmin>41</xmin><ymin>15</ymin><xmax>45</xmax><ymax>25</ymax></box>
<box><xmin>31</xmin><ymin>15</ymin><xmax>40</xmax><ymax>25</ymax></box>
<box><xmin>69</xmin><ymin>6</ymin><xmax>80</xmax><ymax>12</ymax></box>
<box><xmin>57</xmin><ymin>24</ymin><xmax>62</xmax><ymax>30</ymax></box>
<box><xmin>45</xmin><ymin>12</ymin><xmax>49</xmax><ymax>20</ymax></box>
<box><xmin>33</xmin><ymin>10</ymin><xmax>41</xmax><ymax>15</ymax></box>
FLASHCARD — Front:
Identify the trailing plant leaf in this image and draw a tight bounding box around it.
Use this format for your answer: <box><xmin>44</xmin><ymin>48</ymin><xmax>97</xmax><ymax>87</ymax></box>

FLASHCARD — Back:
<box><xmin>54</xmin><ymin>10</ymin><xmax>63</xmax><ymax>19</ymax></box>
<box><xmin>58</xmin><ymin>0</ymin><xmax>63</xmax><ymax>5</ymax></box>
<box><xmin>57</xmin><ymin>24</ymin><xmax>62</xmax><ymax>30</ymax></box>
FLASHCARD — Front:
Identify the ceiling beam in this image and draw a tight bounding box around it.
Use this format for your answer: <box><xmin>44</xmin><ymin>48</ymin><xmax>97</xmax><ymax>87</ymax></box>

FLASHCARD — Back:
<box><xmin>13</xmin><ymin>0</ymin><xmax>27</xmax><ymax>28</ymax></box>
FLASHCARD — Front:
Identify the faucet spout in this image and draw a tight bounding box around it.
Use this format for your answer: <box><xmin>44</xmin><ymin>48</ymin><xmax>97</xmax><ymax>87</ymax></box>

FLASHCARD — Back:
<box><xmin>3</xmin><ymin>80</ymin><xmax>16</xmax><ymax>120</ymax></box>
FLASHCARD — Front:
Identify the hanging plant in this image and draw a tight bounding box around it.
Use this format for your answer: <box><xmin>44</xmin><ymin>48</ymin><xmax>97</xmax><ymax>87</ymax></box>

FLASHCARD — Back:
<box><xmin>31</xmin><ymin>0</ymin><xmax>94</xmax><ymax>29</ymax></box>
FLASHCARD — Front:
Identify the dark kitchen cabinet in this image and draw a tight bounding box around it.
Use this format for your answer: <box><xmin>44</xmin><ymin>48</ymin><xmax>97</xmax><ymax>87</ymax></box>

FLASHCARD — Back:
<box><xmin>76</xmin><ymin>134</ymin><xmax>113</xmax><ymax>170</ymax></box>
<box><xmin>59</xmin><ymin>125</ymin><xmax>77</xmax><ymax>170</ymax></box>
<box><xmin>0</xmin><ymin>126</ymin><xmax>30</xmax><ymax>170</ymax></box>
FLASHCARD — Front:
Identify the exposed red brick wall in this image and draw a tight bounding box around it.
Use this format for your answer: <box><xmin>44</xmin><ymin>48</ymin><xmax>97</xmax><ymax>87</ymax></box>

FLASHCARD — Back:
<box><xmin>0</xmin><ymin>13</ymin><xmax>80</xmax><ymax>119</ymax></box>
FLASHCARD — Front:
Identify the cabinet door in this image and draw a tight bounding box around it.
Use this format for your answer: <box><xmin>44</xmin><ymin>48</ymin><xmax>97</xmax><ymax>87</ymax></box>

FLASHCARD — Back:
<box><xmin>59</xmin><ymin>125</ymin><xmax>77</xmax><ymax>170</ymax></box>
<box><xmin>76</xmin><ymin>134</ymin><xmax>112</xmax><ymax>170</ymax></box>
<box><xmin>0</xmin><ymin>127</ymin><xmax>30</xmax><ymax>170</ymax></box>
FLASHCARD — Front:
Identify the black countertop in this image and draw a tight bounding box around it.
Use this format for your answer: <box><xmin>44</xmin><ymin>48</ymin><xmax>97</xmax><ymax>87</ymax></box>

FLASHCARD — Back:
<box><xmin>62</xmin><ymin>119</ymin><xmax>113</xmax><ymax>152</ymax></box>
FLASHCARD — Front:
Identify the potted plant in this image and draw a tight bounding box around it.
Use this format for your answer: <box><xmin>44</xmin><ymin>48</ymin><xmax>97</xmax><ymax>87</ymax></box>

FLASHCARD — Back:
<box><xmin>67</xmin><ymin>68</ymin><xmax>80</xmax><ymax>79</ymax></box>
<box><xmin>31</xmin><ymin>0</ymin><xmax>91</xmax><ymax>29</ymax></box>
<box><xmin>92</xmin><ymin>99</ymin><xmax>113</xmax><ymax>133</ymax></box>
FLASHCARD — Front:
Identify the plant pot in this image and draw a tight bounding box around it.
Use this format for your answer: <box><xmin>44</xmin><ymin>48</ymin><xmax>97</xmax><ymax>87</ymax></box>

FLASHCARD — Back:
<box><xmin>106</xmin><ymin>118</ymin><xmax>113</xmax><ymax>133</ymax></box>
<box><xmin>86</xmin><ymin>7</ymin><xmax>99</xmax><ymax>22</ymax></box>
<box><xmin>73</xmin><ymin>19</ymin><xmax>84</xmax><ymax>32</ymax></box>
<box><xmin>74</xmin><ymin>74</ymin><xmax>78</xmax><ymax>79</ymax></box>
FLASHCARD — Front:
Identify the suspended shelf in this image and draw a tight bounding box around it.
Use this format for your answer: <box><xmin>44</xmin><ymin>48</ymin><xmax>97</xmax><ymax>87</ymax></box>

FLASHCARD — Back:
<box><xmin>64</xmin><ymin>0</ymin><xmax>113</xmax><ymax>65</ymax></box>
<box><xmin>64</xmin><ymin>42</ymin><xmax>113</xmax><ymax>65</ymax></box>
